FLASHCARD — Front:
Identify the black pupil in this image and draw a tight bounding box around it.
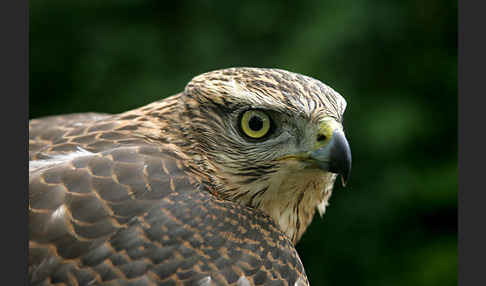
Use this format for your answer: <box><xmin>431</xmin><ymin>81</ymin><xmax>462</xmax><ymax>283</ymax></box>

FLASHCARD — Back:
<box><xmin>248</xmin><ymin>116</ymin><xmax>264</xmax><ymax>131</ymax></box>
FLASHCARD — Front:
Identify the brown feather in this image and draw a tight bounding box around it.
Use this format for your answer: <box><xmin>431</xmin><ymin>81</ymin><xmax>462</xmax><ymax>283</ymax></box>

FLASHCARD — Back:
<box><xmin>29</xmin><ymin>67</ymin><xmax>348</xmax><ymax>285</ymax></box>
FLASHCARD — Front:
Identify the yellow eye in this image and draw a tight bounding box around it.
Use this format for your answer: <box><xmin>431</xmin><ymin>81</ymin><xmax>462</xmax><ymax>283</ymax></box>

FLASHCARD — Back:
<box><xmin>240</xmin><ymin>110</ymin><xmax>271</xmax><ymax>139</ymax></box>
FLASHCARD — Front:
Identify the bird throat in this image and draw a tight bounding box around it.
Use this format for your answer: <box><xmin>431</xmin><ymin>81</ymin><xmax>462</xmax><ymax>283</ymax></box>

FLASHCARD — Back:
<box><xmin>210</xmin><ymin>163</ymin><xmax>337</xmax><ymax>245</ymax></box>
<box><xmin>260</xmin><ymin>169</ymin><xmax>336</xmax><ymax>244</ymax></box>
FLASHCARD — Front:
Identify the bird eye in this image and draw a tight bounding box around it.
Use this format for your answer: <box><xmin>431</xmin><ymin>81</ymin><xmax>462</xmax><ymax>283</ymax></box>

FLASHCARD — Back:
<box><xmin>240</xmin><ymin>110</ymin><xmax>272</xmax><ymax>139</ymax></box>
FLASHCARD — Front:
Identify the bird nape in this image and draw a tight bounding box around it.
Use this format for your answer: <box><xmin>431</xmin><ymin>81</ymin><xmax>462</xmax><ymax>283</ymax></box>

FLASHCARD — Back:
<box><xmin>29</xmin><ymin>67</ymin><xmax>352</xmax><ymax>286</ymax></box>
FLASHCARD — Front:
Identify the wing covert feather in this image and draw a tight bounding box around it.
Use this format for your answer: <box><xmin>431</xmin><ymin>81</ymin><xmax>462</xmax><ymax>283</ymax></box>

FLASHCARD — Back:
<box><xmin>29</xmin><ymin>146</ymin><xmax>308</xmax><ymax>286</ymax></box>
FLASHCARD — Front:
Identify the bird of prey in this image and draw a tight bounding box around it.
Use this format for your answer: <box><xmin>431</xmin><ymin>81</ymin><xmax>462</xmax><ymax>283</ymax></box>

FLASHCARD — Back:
<box><xmin>29</xmin><ymin>67</ymin><xmax>351</xmax><ymax>286</ymax></box>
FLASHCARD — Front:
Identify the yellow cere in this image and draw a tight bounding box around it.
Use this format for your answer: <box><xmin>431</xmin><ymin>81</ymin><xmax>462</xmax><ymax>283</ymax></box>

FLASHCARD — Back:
<box><xmin>241</xmin><ymin>110</ymin><xmax>271</xmax><ymax>139</ymax></box>
<box><xmin>314</xmin><ymin>118</ymin><xmax>341</xmax><ymax>150</ymax></box>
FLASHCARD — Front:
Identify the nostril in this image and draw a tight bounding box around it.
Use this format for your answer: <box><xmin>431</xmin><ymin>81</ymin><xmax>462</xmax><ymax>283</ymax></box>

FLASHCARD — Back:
<box><xmin>317</xmin><ymin>134</ymin><xmax>327</xmax><ymax>142</ymax></box>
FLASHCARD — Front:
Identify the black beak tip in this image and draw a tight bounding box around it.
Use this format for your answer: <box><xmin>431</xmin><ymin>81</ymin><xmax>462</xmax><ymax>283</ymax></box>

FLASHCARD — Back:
<box><xmin>340</xmin><ymin>165</ymin><xmax>351</xmax><ymax>187</ymax></box>
<box><xmin>341</xmin><ymin>176</ymin><xmax>347</xmax><ymax>187</ymax></box>
<box><xmin>329</xmin><ymin>131</ymin><xmax>352</xmax><ymax>187</ymax></box>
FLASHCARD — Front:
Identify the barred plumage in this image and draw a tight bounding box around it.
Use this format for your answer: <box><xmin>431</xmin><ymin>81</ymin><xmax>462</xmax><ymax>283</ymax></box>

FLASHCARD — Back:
<box><xmin>29</xmin><ymin>67</ymin><xmax>351</xmax><ymax>285</ymax></box>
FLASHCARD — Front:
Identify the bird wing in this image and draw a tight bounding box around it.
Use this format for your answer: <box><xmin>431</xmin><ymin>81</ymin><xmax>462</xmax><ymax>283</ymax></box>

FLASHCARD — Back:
<box><xmin>29</xmin><ymin>113</ymin><xmax>111</xmax><ymax>160</ymax></box>
<box><xmin>29</xmin><ymin>115</ymin><xmax>309</xmax><ymax>286</ymax></box>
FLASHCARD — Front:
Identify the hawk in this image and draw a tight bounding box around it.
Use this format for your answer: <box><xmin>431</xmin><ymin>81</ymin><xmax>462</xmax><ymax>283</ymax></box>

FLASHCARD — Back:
<box><xmin>29</xmin><ymin>67</ymin><xmax>352</xmax><ymax>286</ymax></box>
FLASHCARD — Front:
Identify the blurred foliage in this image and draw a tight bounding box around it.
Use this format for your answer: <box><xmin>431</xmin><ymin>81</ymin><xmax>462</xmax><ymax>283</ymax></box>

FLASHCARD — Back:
<box><xmin>29</xmin><ymin>0</ymin><xmax>457</xmax><ymax>285</ymax></box>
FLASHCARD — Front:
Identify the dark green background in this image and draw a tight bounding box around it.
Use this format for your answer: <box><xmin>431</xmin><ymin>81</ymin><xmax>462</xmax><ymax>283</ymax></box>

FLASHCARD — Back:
<box><xmin>29</xmin><ymin>1</ymin><xmax>457</xmax><ymax>285</ymax></box>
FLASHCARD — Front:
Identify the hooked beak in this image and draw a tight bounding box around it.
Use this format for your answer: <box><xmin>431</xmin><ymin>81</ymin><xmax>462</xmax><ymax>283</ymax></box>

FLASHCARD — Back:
<box><xmin>310</xmin><ymin>129</ymin><xmax>352</xmax><ymax>187</ymax></box>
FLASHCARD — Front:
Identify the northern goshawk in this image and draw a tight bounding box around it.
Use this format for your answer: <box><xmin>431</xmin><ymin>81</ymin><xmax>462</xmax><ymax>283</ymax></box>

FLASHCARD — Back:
<box><xmin>29</xmin><ymin>67</ymin><xmax>352</xmax><ymax>286</ymax></box>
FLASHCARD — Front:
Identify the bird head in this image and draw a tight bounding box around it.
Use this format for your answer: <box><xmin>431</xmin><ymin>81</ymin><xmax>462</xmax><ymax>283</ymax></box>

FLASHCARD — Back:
<box><xmin>179</xmin><ymin>67</ymin><xmax>351</xmax><ymax>243</ymax></box>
